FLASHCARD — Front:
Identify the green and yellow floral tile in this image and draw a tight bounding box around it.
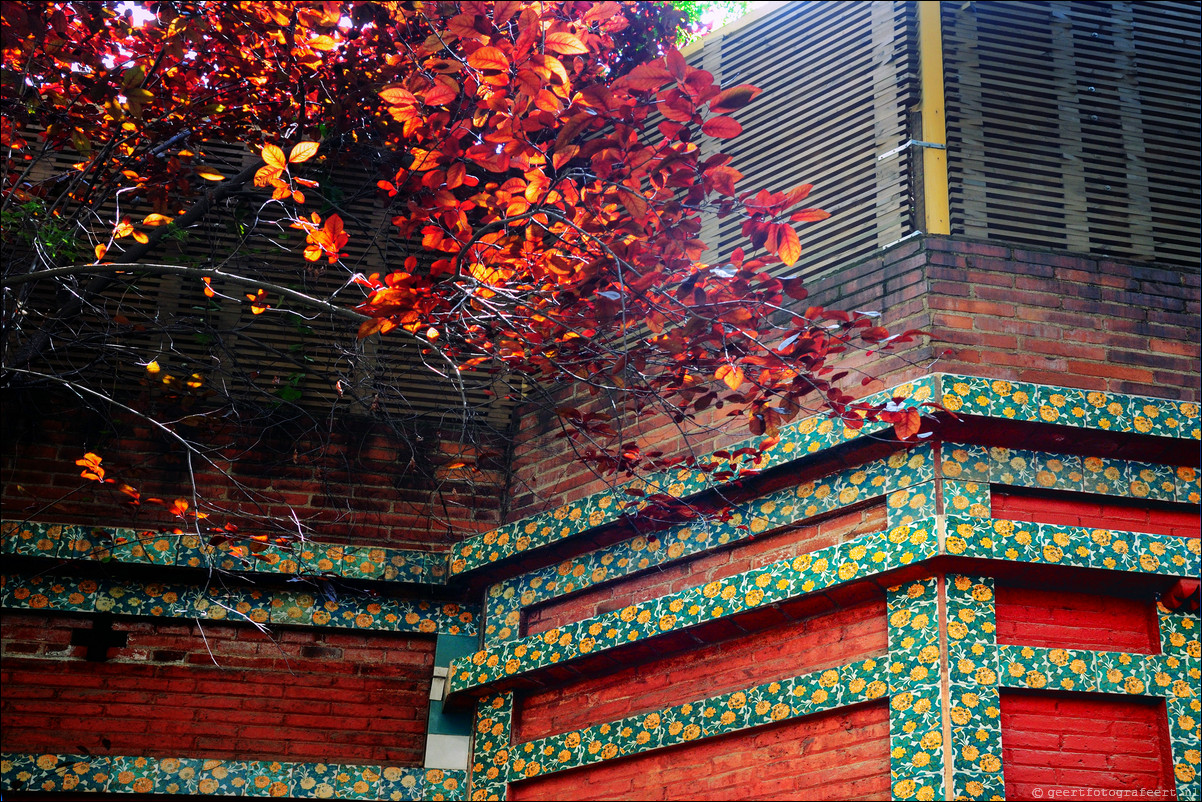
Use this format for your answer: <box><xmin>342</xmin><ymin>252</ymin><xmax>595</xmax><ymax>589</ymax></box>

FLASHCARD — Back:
<box><xmin>1167</xmin><ymin>695</ymin><xmax>1201</xmax><ymax>795</ymax></box>
<box><xmin>237</xmin><ymin>760</ymin><xmax>294</xmax><ymax>798</ymax></box>
<box><xmin>943</xmin><ymin>480</ymin><xmax>991</xmax><ymax>518</ymax></box>
<box><xmin>106</xmin><ymin>754</ymin><xmax>159</xmax><ymax>794</ymax></box>
<box><xmin>95</xmin><ymin>579</ymin><xmax>196</xmax><ymax>617</ymax></box>
<box><xmin>2</xmin><ymin>521</ymin><xmax>80</xmax><ymax>559</ymax></box>
<box><xmin>2</xmin><ymin>754</ymin><xmax>106</xmax><ymax>794</ymax></box>
<box><xmin>190</xmin><ymin>585</ymin><xmax>271</xmax><ymax>626</ymax></box>
<box><xmin>270</xmin><ymin>590</ymin><xmax>318</xmax><ymax>626</ymax></box>
<box><xmin>1160</xmin><ymin>611</ymin><xmax>1201</xmax><ymax>658</ymax></box>
<box><xmin>945</xmin><ymin>517</ymin><xmax>994</xmax><ymax>559</ymax></box>
<box><xmin>951</xmin><ymin>771</ymin><xmax>1006</xmax><ymax>801</ymax></box>
<box><xmin>998</xmin><ymin>645</ymin><xmax>1098</xmax><ymax>693</ymax></box>
<box><xmin>158</xmin><ymin>757</ymin><xmax>205</xmax><ymax>795</ymax></box>
<box><xmin>8</xmin><ymin>574</ymin><xmax>98</xmax><ymax>613</ymax></box>
<box><xmin>1096</xmin><ymin>651</ymin><xmax>1155</xmax><ymax>696</ymax></box>
<box><xmin>338</xmin><ymin>546</ymin><xmax>387</xmax><ymax>581</ymax></box>
<box><xmin>291</xmin><ymin>761</ymin><xmax>341</xmax><ymax>799</ymax></box>
<box><xmin>195</xmin><ymin>758</ymin><xmax>256</xmax><ymax>796</ymax></box>
<box><xmin>100</xmin><ymin>528</ymin><xmax>177</xmax><ymax>565</ymax></box>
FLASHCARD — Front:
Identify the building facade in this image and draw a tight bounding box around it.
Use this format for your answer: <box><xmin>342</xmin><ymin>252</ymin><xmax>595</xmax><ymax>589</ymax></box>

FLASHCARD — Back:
<box><xmin>3</xmin><ymin>2</ymin><xmax>1199</xmax><ymax>800</ymax></box>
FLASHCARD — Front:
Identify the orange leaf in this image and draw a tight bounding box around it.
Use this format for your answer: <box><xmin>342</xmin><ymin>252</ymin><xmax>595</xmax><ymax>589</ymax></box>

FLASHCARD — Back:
<box><xmin>94</xmin><ymin>243</ymin><xmax>107</xmax><ymax>261</ymax></box>
<box><xmin>202</xmin><ymin>277</ymin><xmax>215</xmax><ymax>297</ymax></box>
<box><xmin>142</xmin><ymin>213</ymin><xmax>173</xmax><ymax>226</ymax></box>
<box><xmin>701</xmin><ymin>116</ymin><xmax>743</xmax><ymax>139</ymax></box>
<box><xmin>468</xmin><ymin>46</ymin><xmax>510</xmax><ymax>72</ymax></box>
<box><xmin>195</xmin><ymin>168</ymin><xmax>226</xmax><ymax>181</ymax></box>
<box><xmin>261</xmin><ymin>144</ymin><xmax>287</xmax><ymax>169</ymax></box>
<box><xmin>75</xmin><ymin>452</ymin><xmax>105</xmax><ymax>482</ymax></box>
<box><xmin>777</xmin><ymin>226</ymin><xmax>802</xmax><ymax>266</ymax></box>
<box><xmin>715</xmin><ymin>364</ymin><xmax>744</xmax><ymax>391</ymax></box>
<box><xmin>790</xmin><ymin>208</ymin><xmax>831</xmax><ymax>223</ymax></box>
<box><xmin>288</xmin><ymin>141</ymin><xmax>320</xmax><ymax>163</ymax></box>
<box><xmin>545</xmin><ymin>32</ymin><xmax>588</xmax><ymax>55</ymax></box>
<box><xmin>422</xmin><ymin>76</ymin><xmax>459</xmax><ymax>106</ymax></box>
<box><xmin>309</xmin><ymin>34</ymin><xmax>337</xmax><ymax>51</ymax></box>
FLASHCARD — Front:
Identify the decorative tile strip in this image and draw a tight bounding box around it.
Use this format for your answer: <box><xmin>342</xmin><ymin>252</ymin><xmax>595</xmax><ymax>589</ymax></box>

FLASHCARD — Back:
<box><xmin>940</xmin><ymin>377</ymin><xmax>1199</xmax><ymax>441</ymax></box>
<box><xmin>453</xmin><ymin>375</ymin><xmax>1195</xmax><ymax>579</ymax></box>
<box><xmin>507</xmin><ymin>658</ymin><xmax>887</xmax><ymax>783</ymax></box>
<box><xmin>886</xmin><ymin>578</ymin><xmax>946</xmax><ymax>802</ymax></box>
<box><xmin>0</xmin><ymin>573</ymin><xmax>477</xmax><ymax>637</ymax></box>
<box><xmin>482</xmin><ymin>446</ymin><xmax>935</xmax><ymax>645</ymax></box>
<box><xmin>996</xmin><ymin>644</ymin><xmax>1199</xmax><ymax>699</ymax></box>
<box><xmin>0</xmin><ymin>521</ymin><xmax>448</xmax><ymax>585</ymax></box>
<box><xmin>945</xmin><ymin>575</ymin><xmax>1006</xmax><ymax>801</ymax></box>
<box><xmin>469</xmin><ymin>693</ymin><xmax>513</xmax><ymax>801</ymax></box>
<box><xmin>941</xmin><ymin>480</ymin><xmax>991</xmax><ymax>519</ymax></box>
<box><xmin>0</xmin><ymin>754</ymin><xmax>465</xmax><ymax>799</ymax></box>
<box><xmin>946</xmin><ymin>516</ymin><xmax>1201</xmax><ymax>576</ymax></box>
<box><xmin>450</xmin><ymin>520</ymin><xmax>939</xmax><ymax>695</ymax></box>
<box><xmin>449</xmin><ymin>376</ymin><xmax>944</xmax><ymax>578</ymax></box>
<box><xmin>940</xmin><ymin>444</ymin><xmax>1198</xmax><ymax>504</ymax></box>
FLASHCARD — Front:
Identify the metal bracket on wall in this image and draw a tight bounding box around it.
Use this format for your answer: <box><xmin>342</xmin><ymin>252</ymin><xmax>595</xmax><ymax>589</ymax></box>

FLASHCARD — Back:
<box><xmin>877</xmin><ymin>139</ymin><xmax>947</xmax><ymax>162</ymax></box>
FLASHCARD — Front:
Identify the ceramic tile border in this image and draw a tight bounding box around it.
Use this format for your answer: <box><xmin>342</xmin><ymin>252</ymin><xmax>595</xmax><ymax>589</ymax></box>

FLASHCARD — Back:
<box><xmin>946</xmin><ymin>515</ymin><xmax>1201</xmax><ymax>576</ymax></box>
<box><xmin>886</xmin><ymin>577</ymin><xmax>946</xmax><ymax>801</ymax></box>
<box><xmin>0</xmin><ymin>521</ymin><xmax>448</xmax><ymax>585</ymax></box>
<box><xmin>0</xmin><ymin>572</ymin><xmax>477</xmax><ymax>637</ymax></box>
<box><xmin>453</xmin><ymin>511</ymin><xmax>1199</xmax><ymax>696</ymax></box>
<box><xmin>449</xmin><ymin>375</ymin><xmax>945</xmax><ymax>577</ymax></box>
<box><xmin>505</xmin><ymin>657</ymin><xmax>887</xmax><ymax>784</ymax></box>
<box><xmin>0</xmin><ymin>754</ymin><xmax>464</xmax><ymax>799</ymax></box>
<box><xmin>481</xmin><ymin>445</ymin><xmax>936</xmax><ymax>646</ymax></box>
<box><xmin>940</xmin><ymin>377</ymin><xmax>1199</xmax><ymax>440</ymax></box>
<box><xmin>469</xmin><ymin>693</ymin><xmax>513</xmax><ymax>801</ymax></box>
<box><xmin>941</xmin><ymin>444</ymin><xmax>1199</xmax><ymax>504</ymax></box>
<box><xmin>450</xmin><ymin>519</ymin><xmax>939</xmax><ymax>695</ymax></box>
<box><xmin>944</xmin><ymin>575</ymin><xmax>1007</xmax><ymax>800</ymax></box>
<box><xmin>452</xmin><ymin>374</ymin><xmax>1197</xmax><ymax>578</ymax></box>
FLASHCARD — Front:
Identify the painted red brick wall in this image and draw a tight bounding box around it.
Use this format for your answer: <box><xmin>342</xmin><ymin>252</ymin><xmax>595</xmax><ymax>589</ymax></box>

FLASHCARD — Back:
<box><xmin>1001</xmin><ymin>691</ymin><xmax>1173</xmax><ymax>799</ymax></box>
<box><xmin>993</xmin><ymin>585</ymin><xmax>1158</xmax><ymax>653</ymax></box>
<box><xmin>525</xmin><ymin>503</ymin><xmax>886</xmax><ymax>636</ymax></box>
<box><xmin>992</xmin><ymin>492</ymin><xmax>1201</xmax><ymax>539</ymax></box>
<box><xmin>514</xmin><ymin>596</ymin><xmax>886</xmax><ymax>741</ymax></box>
<box><xmin>510</xmin><ymin>701</ymin><xmax>891</xmax><ymax>801</ymax></box>
<box><xmin>0</xmin><ymin>612</ymin><xmax>433</xmax><ymax>764</ymax></box>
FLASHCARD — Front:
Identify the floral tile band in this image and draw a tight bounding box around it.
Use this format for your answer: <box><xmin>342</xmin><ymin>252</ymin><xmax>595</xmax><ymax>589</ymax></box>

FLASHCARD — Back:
<box><xmin>0</xmin><ymin>573</ymin><xmax>476</xmax><ymax>637</ymax></box>
<box><xmin>0</xmin><ymin>754</ymin><xmax>463</xmax><ymax>800</ymax></box>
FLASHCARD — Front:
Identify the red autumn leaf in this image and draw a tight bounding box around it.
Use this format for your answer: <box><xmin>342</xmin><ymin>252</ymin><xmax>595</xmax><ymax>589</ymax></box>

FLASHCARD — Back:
<box><xmin>709</xmin><ymin>84</ymin><xmax>763</xmax><ymax>113</ymax></box>
<box><xmin>545</xmin><ymin>32</ymin><xmax>589</xmax><ymax>55</ymax></box>
<box><xmin>701</xmin><ymin>116</ymin><xmax>743</xmax><ymax>139</ymax></box>
<box><xmin>892</xmin><ymin>407</ymin><xmax>922</xmax><ymax>440</ymax></box>
<box><xmin>468</xmin><ymin>46</ymin><xmax>510</xmax><ymax>72</ymax></box>
<box><xmin>790</xmin><ymin>208</ymin><xmax>831</xmax><ymax>223</ymax></box>
<box><xmin>626</xmin><ymin>60</ymin><xmax>674</xmax><ymax>91</ymax></box>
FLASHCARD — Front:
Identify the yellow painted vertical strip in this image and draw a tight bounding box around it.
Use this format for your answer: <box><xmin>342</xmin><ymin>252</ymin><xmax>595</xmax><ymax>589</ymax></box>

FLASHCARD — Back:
<box><xmin>919</xmin><ymin>1</ymin><xmax>951</xmax><ymax>235</ymax></box>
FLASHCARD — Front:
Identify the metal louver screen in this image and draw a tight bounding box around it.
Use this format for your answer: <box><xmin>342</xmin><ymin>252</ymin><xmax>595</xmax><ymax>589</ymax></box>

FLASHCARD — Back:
<box><xmin>692</xmin><ymin>1</ymin><xmax>919</xmax><ymax>279</ymax></box>
<box><xmin>942</xmin><ymin>1</ymin><xmax>1201</xmax><ymax>265</ymax></box>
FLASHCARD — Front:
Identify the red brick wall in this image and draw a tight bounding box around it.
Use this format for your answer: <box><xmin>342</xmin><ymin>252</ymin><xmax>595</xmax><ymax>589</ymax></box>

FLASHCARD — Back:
<box><xmin>510</xmin><ymin>701</ymin><xmax>891</xmax><ymax>801</ymax></box>
<box><xmin>525</xmin><ymin>503</ymin><xmax>886</xmax><ymax>636</ymax></box>
<box><xmin>508</xmin><ymin>236</ymin><xmax>1198</xmax><ymax>521</ymax></box>
<box><xmin>924</xmin><ymin>239</ymin><xmax>1199</xmax><ymax>400</ymax></box>
<box><xmin>1001</xmin><ymin>691</ymin><xmax>1173</xmax><ymax>799</ymax></box>
<box><xmin>993</xmin><ymin>586</ymin><xmax>1158</xmax><ymax>653</ymax></box>
<box><xmin>514</xmin><ymin>596</ymin><xmax>886</xmax><ymax>741</ymax></box>
<box><xmin>0</xmin><ymin>392</ymin><xmax>502</xmax><ymax>549</ymax></box>
<box><xmin>0</xmin><ymin>612</ymin><xmax>433</xmax><ymax>764</ymax></box>
<box><xmin>992</xmin><ymin>492</ymin><xmax>1201</xmax><ymax>539</ymax></box>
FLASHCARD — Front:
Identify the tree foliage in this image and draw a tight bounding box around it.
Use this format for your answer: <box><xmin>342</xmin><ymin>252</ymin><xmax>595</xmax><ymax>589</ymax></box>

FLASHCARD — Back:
<box><xmin>1</xmin><ymin>1</ymin><xmax>922</xmax><ymax>535</ymax></box>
